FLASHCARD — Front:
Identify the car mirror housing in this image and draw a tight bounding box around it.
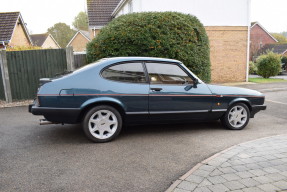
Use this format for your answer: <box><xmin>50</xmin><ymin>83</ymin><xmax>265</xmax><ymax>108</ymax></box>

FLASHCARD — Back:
<box><xmin>193</xmin><ymin>78</ymin><xmax>199</xmax><ymax>88</ymax></box>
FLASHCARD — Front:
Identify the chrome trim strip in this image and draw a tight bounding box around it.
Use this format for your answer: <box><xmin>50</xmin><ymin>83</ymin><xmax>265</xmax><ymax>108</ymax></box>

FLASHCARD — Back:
<box><xmin>212</xmin><ymin>109</ymin><xmax>227</xmax><ymax>112</ymax></box>
<box><xmin>126</xmin><ymin>112</ymin><xmax>149</xmax><ymax>115</ymax></box>
<box><xmin>150</xmin><ymin>110</ymin><xmax>209</xmax><ymax>114</ymax></box>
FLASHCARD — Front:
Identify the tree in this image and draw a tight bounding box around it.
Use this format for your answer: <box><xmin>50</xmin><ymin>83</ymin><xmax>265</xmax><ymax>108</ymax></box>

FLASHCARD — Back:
<box><xmin>73</xmin><ymin>11</ymin><xmax>88</xmax><ymax>31</ymax></box>
<box><xmin>271</xmin><ymin>33</ymin><xmax>287</xmax><ymax>43</ymax></box>
<box><xmin>87</xmin><ymin>12</ymin><xmax>211</xmax><ymax>82</ymax></box>
<box><xmin>47</xmin><ymin>23</ymin><xmax>76</xmax><ymax>48</ymax></box>
<box><xmin>281</xmin><ymin>31</ymin><xmax>287</xmax><ymax>38</ymax></box>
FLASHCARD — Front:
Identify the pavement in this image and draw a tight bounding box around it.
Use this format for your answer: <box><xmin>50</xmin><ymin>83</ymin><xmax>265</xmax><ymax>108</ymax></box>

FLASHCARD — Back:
<box><xmin>166</xmin><ymin>82</ymin><xmax>287</xmax><ymax>192</ymax></box>
<box><xmin>167</xmin><ymin>135</ymin><xmax>287</xmax><ymax>192</ymax></box>
<box><xmin>249</xmin><ymin>71</ymin><xmax>287</xmax><ymax>80</ymax></box>
<box><xmin>1</xmin><ymin>82</ymin><xmax>287</xmax><ymax>192</ymax></box>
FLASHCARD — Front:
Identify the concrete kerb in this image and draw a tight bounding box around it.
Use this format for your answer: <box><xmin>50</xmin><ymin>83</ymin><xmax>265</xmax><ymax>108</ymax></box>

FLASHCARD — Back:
<box><xmin>165</xmin><ymin>134</ymin><xmax>287</xmax><ymax>192</ymax></box>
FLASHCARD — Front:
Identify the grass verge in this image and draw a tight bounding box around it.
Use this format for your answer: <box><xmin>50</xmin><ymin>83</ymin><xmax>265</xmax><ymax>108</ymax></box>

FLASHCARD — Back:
<box><xmin>249</xmin><ymin>78</ymin><xmax>287</xmax><ymax>83</ymax></box>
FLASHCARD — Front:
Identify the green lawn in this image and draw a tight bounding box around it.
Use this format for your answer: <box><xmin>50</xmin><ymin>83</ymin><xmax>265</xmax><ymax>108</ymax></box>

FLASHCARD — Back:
<box><xmin>249</xmin><ymin>77</ymin><xmax>287</xmax><ymax>83</ymax></box>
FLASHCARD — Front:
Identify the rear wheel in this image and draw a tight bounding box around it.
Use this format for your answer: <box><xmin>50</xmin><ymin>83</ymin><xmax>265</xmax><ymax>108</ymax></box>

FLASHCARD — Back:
<box><xmin>83</xmin><ymin>105</ymin><xmax>122</xmax><ymax>143</ymax></box>
<box><xmin>221</xmin><ymin>103</ymin><xmax>250</xmax><ymax>130</ymax></box>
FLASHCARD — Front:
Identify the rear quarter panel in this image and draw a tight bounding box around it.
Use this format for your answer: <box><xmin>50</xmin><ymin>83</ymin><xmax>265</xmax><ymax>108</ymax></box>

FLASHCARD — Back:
<box><xmin>37</xmin><ymin>60</ymin><xmax>149</xmax><ymax>113</ymax></box>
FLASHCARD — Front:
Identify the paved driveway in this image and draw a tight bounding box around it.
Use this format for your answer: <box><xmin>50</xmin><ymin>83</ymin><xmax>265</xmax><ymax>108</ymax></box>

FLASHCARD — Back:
<box><xmin>1</xmin><ymin>85</ymin><xmax>287</xmax><ymax>192</ymax></box>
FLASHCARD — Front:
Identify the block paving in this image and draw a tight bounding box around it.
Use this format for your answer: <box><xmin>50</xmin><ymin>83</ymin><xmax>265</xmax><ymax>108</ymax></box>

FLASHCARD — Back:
<box><xmin>168</xmin><ymin>135</ymin><xmax>287</xmax><ymax>192</ymax></box>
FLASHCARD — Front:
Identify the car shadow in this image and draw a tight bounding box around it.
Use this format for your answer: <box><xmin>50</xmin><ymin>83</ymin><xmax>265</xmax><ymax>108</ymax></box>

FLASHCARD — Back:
<box><xmin>122</xmin><ymin>121</ymin><xmax>223</xmax><ymax>135</ymax></box>
<box><xmin>33</xmin><ymin>120</ymin><xmax>225</xmax><ymax>144</ymax></box>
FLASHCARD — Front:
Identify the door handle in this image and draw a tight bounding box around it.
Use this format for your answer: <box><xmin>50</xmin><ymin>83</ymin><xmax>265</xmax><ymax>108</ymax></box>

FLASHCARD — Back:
<box><xmin>150</xmin><ymin>88</ymin><xmax>162</xmax><ymax>92</ymax></box>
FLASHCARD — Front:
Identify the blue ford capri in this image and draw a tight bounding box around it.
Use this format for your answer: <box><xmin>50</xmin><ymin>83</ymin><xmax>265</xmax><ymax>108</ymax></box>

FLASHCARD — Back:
<box><xmin>29</xmin><ymin>57</ymin><xmax>266</xmax><ymax>142</ymax></box>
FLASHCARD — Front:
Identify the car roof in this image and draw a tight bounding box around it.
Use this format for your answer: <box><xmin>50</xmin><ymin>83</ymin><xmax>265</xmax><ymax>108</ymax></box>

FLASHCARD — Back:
<box><xmin>72</xmin><ymin>57</ymin><xmax>182</xmax><ymax>75</ymax></box>
<box><xmin>100</xmin><ymin>57</ymin><xmax>181</xmax><ymax>63</ymax></box>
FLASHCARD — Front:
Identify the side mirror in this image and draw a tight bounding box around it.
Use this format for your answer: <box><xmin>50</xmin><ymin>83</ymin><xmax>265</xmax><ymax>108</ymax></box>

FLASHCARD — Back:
<box><xmin>184</xmin><ymin>79</ymin><xmax>199</xmax><ymax>91</ymax></box>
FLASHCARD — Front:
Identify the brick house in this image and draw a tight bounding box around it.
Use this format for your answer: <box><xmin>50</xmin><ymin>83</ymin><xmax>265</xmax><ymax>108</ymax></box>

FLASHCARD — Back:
<box><xmin>0</xmin><ymin>12</ymin><xmax>33</xmax><ymax>49</ymax></box>
<box><xmin>250</xmin><ymin>22</ymin><xmax>278</xmax><ymax>60</ymax></box>
<box><xmin>87</xmin><ymin>0</ymin><xmax>251</xmax><ymax>83</ymax></box>
<box><xmin>67</xmin><ymin>30</ymin><xmax>91</xmax><ymax>52</ymax></box>
<box><xmin>30</xmin><ymin>33</ymin><xmax>60</xmax><ymax>49</ymax></box>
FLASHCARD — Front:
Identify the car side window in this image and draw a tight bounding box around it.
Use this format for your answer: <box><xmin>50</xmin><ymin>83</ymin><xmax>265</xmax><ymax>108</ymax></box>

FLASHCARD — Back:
<box><xmin>146</xmin><ymin>63</ymin><xmax>193</xmax><ymax>85</ymax></box>
<box><xmin>102</xmin><ymin>63</ymin><xmax>146</xmax><ymax>83</ymax></box>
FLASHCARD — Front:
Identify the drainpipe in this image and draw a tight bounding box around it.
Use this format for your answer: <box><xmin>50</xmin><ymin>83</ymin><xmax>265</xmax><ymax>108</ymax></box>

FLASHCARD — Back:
<box><xmin>246</xmin><ymin>0</ymin><xmax>251</xmax><ymax>82</ymax></box>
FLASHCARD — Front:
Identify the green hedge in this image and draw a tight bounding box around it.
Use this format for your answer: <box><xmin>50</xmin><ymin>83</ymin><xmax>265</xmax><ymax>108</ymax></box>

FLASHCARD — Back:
<box><xmin>87</xmin><ymin>12</ymin><xmax>211</xmax><ymax>82</ymax></box>
<box><xmin>257</xmin><ymin>51</ymin><xmax>281</xmax><ymax>78</ymax></box>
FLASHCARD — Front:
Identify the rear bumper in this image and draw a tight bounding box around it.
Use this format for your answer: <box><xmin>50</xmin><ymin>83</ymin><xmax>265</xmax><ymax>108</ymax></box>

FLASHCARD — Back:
<box><xmin>250</xmin><ymin>105</ymin><xmax>267</xmax><ymax>118</ymax></box>
<box><xmin>29</xmin><ymin>104</ymin><xmax>81</xmax><ymax>124</ymax></box>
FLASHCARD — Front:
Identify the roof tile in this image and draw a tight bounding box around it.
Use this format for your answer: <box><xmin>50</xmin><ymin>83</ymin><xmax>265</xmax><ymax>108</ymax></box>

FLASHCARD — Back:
<box><xmin>87</xmin><ymin>0</ymin><xmax>121</xmax><ymax>27</ymax></box>
<box><xmin>0</xmin><ymin>12</ymin><xmax>20</xmax><ymax>42</ymax></box>
<box><xmin>258</xmin><ymin>44</ymin><xmax>287</xmax><ymax>55</ymax></box>
<box><xmin>30</xmin><ymin>33</ymin><xmax>49</xmax><ymax>46</ymax></box>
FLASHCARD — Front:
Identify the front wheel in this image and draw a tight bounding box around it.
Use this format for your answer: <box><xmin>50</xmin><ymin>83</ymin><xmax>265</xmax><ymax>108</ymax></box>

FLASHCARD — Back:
<box><xmin>221</xmin><ymin>103</ymin><xmax>250</xmax><ymax>130</ymax></box>
<box><xmin>83</xmin><ymin>105</ymin><xmax>122</xmax><ymax>143</ymax></box>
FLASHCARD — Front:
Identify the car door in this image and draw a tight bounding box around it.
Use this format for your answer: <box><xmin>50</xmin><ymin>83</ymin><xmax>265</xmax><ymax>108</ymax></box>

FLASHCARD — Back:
<box><xmin>146</xmin><ymin>62</ymin><xmax>213</xmax><ymax>121</ymax></box>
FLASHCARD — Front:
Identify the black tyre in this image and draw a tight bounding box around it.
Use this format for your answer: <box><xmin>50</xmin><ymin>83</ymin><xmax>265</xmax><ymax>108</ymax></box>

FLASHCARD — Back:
<box><xmin>221</xmin><ymin>103</ymin><xmax>250</xmax><ymax>130</ymax></box>
<box><xmin>83</xmin><ymin>105</ymin><xmax>122</xmax><ymax>143</ymax></box>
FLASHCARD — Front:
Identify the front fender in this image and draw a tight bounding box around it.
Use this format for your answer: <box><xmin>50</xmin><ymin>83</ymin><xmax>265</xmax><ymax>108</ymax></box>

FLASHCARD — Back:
<box><xmin>229</xmin><ymin>98</ymin><xmax>251</xmax><ymax>108</ymax></box>
<box><xmin>80</xmin><ymin>97</ymin><xmax>126</xmax><ymax>111</ymax></box>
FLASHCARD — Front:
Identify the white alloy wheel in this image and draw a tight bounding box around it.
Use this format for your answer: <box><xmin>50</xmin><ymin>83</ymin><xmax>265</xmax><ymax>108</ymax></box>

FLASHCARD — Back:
<box><xmin>227</xmin><ymin>106</ymin><xmax>248</xmax><ymax>128</ymax></box>
<box><xmin>88</xmin><ymin>110</ymin><xmax>118</xmax><ymax>140</ymax></box>
<box><xmin>83</xmin><ymin>105</ymin><xmax>122</xmax><ymax>143</ymax></box>
<box><xmin>221</xmin><ymin>103</ymin><xmax>250</xmax><ymax>130</ymax></box>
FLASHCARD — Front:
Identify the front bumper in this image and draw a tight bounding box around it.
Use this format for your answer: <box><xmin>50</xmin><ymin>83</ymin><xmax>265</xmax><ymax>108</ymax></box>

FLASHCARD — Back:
<box><xmin>29</xmin><ymin>104</ymin><xmax>81</xmax><ymax>124</ymax></box>
<box><xmin>250</xmin><ymin>105</ymin><xmax>267</xmax><ymax>118</ymax></box>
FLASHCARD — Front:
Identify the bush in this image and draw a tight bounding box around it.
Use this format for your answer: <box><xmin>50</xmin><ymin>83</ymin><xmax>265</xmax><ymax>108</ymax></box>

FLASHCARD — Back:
<box><xmin>257</xmin><ymin>52</ymin><xmax>281</xmax><ymax>78</ymax></box>
<box><xmin>87</xmin><ymin>12</ymin><xmax>211</xmax><ymax>82</ymax></box>
<box><xmin>249</xmin><ymin>61</ymin><xmax>257</xmax><ymax>74</ymax></box>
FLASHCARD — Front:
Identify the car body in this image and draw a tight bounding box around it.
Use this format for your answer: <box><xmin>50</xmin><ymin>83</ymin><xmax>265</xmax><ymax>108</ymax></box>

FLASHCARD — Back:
<box><xmin>29</xmin><ymin>57</ymin><xmax>266</xmax><ymax>142</ymax></box>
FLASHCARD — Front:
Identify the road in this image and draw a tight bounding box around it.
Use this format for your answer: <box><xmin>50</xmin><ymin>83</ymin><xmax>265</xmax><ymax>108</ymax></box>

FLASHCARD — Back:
<box><xmin>1</xmin><ymin>84</ymin><xmax>287</xmax><ymax>192</ymax></box>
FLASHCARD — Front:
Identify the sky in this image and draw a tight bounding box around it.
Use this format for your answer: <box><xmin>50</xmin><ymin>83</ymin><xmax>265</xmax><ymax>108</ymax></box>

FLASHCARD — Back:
<box><xmin>1</xmin><ymin>0</ymin><xmax>86</xmax><ymax>34</ymax></box>
<box><xmin>1</xmin><ymin>0</ymin><xmax>287</xmax><ymax>34</ymax></box>
<box><xmin>251</xmin><ymin>0</ymin><xmax>287</xmax><ymax>33</ymax></box>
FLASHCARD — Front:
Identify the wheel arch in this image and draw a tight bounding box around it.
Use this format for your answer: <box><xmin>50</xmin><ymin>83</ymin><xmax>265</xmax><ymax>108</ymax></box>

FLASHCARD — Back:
<box><xmin>78</xmin><ymin>97</ymin><xmax>126</xmax><ymax>123</ymax></box>
<box><xmin>229</xmin><ymin>98</ymin><xmax>252</xmax><ymax>112</ymax></box>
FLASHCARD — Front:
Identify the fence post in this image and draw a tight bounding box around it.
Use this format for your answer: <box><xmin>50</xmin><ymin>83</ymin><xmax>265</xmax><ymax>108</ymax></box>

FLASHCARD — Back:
<box><xmin>66</xmin><ymin>47</ymin><xmax>75</xmax><ymax>71</ymax></box>
<box><xmin>0</xmin><ymin>50</ymin><xmax>12</xmax><ymax>103</ymax></box>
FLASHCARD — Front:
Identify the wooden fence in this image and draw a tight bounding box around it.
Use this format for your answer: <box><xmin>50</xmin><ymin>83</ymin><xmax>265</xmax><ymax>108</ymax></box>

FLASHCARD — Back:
<box><xmin>0</xmin><ymin>47</ymin><xmax>87</xmax><ymax>102</ymax></box>
<box><xmin>74</xmin><ymin>53</ymin><xmax>87</xmax><ymax>69</ymax></box>
<box><xmin>0</xmin><ymin>64</ymin><xmax>5</xmax><ymax>100</ymax></box>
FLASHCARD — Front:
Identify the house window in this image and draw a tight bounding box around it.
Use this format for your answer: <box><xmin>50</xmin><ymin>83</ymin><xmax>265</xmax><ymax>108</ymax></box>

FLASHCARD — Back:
<box><xmin>128</xmin><ymin>0</ymin><xmax>133</xmax><ymax>13</ymax></box>
<box><xmin>259</xmin><ymin>41</ymin><xmax>263</xmax><ymax>48</ymax></box>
